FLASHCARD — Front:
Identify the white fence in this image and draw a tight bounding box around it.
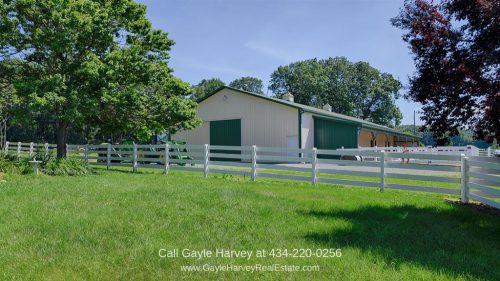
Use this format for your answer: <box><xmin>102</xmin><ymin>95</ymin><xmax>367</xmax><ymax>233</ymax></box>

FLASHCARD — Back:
<box><xmin>4</xmin><ymin>141</ymin><xmax>500</xmax><ymax>209</ymax></box>
<box><xmin>339</xmin><ymin>145</ymin><xmax>486</xmax><ymax>157</ymax></box>
<box><xmin>3</xmin><ymin>141</ymin><xmax>57</xmax><ymax>159</ymax></box>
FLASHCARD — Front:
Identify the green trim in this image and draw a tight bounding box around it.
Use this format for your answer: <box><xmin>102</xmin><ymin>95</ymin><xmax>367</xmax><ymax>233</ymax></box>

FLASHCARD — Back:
<box><xmin>312</xmin><ymin>115</ymin><xmax>360</xmax><ymax>127</ymax></box>
<box><xmin>357</xmin><ymin>127</ymin><xmax>363</xmax><ymax>145</ymax></box>
<box><xmin>298</xmin><ymin>109</ymin><xmax>303</xmax><ymax>149</ymax></box>
<box><xmin>199</xmin><ymin>86</ymin><xmax>420</xmax><ymax>139</ymax></box>
<box><xmin>298</xmin><ymin>109</ymin><xmax>303</xmax><ymax>158</ymax></box>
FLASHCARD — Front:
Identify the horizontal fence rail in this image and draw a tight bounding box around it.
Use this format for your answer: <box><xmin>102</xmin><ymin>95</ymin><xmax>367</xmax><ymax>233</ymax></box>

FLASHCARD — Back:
<box><xmin>464</xmin><ymin>158</ymin><xmax>500</xmax><ymax>209</ymax></box>
<box><xmin>3</xmin><ymin>141</ymin><xmax>57</xmax><ymax>160</ymax></box>
<box><xmin>6</xmin><ymin>141</ymin><xmax>500</xmax><ymax>209</ymax></box>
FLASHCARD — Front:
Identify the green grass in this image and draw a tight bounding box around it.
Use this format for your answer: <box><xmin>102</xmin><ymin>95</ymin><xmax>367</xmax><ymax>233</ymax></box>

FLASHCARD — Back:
<box><xmin>0</xmin><ymin>168</ymin><xmax>498</xmax><ymax>281</ymax></box>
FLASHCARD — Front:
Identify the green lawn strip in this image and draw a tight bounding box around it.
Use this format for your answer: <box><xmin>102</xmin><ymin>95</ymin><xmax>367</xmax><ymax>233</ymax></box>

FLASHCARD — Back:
<box><xmin>0</xmin><ymin>169</ymin><xmax>498</xmax><ymax>281</ymax></box>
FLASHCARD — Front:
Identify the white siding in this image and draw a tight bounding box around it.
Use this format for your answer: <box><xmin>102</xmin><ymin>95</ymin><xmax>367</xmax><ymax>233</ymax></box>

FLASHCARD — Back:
<box><xmin>172</xmin><ymin>88</ymin><xmax>299</xmax><ymax>147</ymax></box>
<box><xmin>173</xmin><ymin>121</ymin><xmax>209</xmax><ymax>144</ymax></box>
<box><xmin>301</xmin><ymin>112</ymin><xmax>314</xmax><ymax>149</ymax></box>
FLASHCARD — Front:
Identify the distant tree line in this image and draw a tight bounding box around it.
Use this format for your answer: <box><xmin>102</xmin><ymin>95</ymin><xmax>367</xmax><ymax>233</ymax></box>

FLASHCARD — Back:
<box><xmin>397</xmin><ymin>125</ymin><xmax>491</xmax><ymax>148</ymax></box>
<box><xmin>191</xmin><ymin>57</ymin><xmax>403</xmax><ymax>128</ymax></box>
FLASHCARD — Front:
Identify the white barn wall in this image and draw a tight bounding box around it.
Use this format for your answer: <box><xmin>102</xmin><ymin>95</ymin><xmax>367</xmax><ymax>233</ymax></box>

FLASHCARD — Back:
<box><xmin>172</xmin><ymin>121</ymin><xmax>209</xmax><ymax>144</ymax></box>
<box><xmin>173</xmin><ymin>88</ymin><xmax>299</xmax><ymax>147</ymax></box>
<box><xmin>301</xmin><ymin>112</ymin><xmax>314</xmax><ymax>149</ymax></box>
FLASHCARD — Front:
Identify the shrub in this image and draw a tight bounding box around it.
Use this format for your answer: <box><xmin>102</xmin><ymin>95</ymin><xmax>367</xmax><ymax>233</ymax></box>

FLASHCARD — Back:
<box><xmin>33</xmin><ymin>147</ymin><xmax>54</xmax><ymax>166</ymax></box>
<box><xmin>44</xmin><ymin>158</ymin><xmax>91</xmax><ymax>176</ymax></box>
<box><xmin>0</xmin><ymin>153</ymin><xmax>90</xmax><ymax>176</ymax></box>
<box><xmin>0</xmin><ymin>153</ymin><xmax>33</xmax><ymax>175</ymax></box>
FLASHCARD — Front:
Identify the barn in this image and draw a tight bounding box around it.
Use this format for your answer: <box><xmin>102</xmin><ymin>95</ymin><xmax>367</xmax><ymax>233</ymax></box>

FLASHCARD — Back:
<box><xmin>173</xmin><ymin>87</ymin><xmax>419</xmax><ymax>150</ymax></box>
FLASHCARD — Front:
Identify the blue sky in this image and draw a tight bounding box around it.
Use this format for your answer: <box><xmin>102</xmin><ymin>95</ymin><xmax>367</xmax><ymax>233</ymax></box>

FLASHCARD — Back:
<box><xmin>136</xmin><ymin>0</ymin><xmax>423</xmax><ymax>125</ymax></box>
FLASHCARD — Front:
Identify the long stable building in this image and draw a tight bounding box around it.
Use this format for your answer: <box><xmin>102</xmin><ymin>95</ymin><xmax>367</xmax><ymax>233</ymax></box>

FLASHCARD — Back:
<box><xmin>173</xmin><ymin>87</ymin><xmax>419</xmax><ymax>150</ymax></box>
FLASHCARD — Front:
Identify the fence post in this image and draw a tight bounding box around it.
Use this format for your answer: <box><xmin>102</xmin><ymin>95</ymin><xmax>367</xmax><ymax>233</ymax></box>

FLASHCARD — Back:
<box><xmin>203</xmin><ymin>144</ymin><xmax>209</xmax><ymax>178</ymax></box>
<box><xmin>461</xmin><ymin>154</ymin><xmax>469</xmax><ymax>203</ymax></box>
<box><xmin>17</xmin><ymin>142</ymin><xmax>21</xmax><ymax>160</ymax></box>
<box><xmin>44</xmin><ymin>143</ymin><xmax>49</xmax><ymax>158</ymax></box>
<box><xmin>4</xmin><ymin>141</ymin><xmax>9</xmax><ymax>154</ymax></box>
<box><xmin>29</xmin><ymin>142</ymin><xmax>34</xmax><ymax>159</ymax></box>
<box><xmin>311</xmin><ymin>148</ymin><xmax>318</xmax><ymax>185</ymax></box>
<box><xmin>133</xmin><ymin>143</ymin><xmax>138</xmax><ymax>173</ymax></box>
<box><xmin>487</xmin><ymin>147</ymin><xmax>492</xmax><ymax>157</ymax></box>
<box><xmin>107</xmin><ymin>143</ymin><xmax>111</xmax><ymax>169</ymax></box>
<box><xmin>164</xmin><ymin>143</ymin><xmax>170</xmax><ymax>175</ymax></box>
<box><xmin>380</xmin><ymin>150</ymin><xmax>385</xmax><ymax>191</ymax></box>
<box><xmin>251</xmin><ymin>145</ymin><xmax>257</xmax><ymax>181</ymax></box>
<box><xmin>84</xmin><ymin>144</ymin><xmax>89</xmax><ymax>163</ymax></box>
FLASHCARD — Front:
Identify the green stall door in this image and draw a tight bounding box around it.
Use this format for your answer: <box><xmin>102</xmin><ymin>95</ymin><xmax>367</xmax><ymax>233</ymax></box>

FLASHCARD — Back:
<box><xmin>210</xmin><ymin>119</ymin><xmax>242</xmax><ymax>161</ymax></box>
<box><xmin>314</xmin><ymin>118</ymin><xmax>358</xmax><ymax>158</ymax></box>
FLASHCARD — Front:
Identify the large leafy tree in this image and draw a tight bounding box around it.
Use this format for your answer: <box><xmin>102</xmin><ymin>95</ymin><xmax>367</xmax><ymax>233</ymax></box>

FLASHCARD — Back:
<box><xmin>229</xmin><ymin>76</ymin><xmax>264</xmax><ymax>94</ymax></box>
<box><xmin>269</xmin><ymin>57</ymin><xmax>403</xmax><ymax>127</ymax></box>
<box><xmin>0</xmin><ymin>0</ymin><xmax>200</xmax><ymax>157</ymax></box>
<box><xmin>392</xmin><ymin>0</ymin><xmax>499</xmax><ymax>144</ymax></box>
<box><xmin>191</xmin><ymin>78</ymin><xmax>225</xmax><ymax>100</ymax></box>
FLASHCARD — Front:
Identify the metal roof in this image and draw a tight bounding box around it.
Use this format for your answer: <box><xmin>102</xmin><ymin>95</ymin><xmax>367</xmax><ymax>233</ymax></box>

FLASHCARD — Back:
<box><xmin>198</xmin><ymin>86</ymin><xmax>419</xmax><ymax>139</ymax></box>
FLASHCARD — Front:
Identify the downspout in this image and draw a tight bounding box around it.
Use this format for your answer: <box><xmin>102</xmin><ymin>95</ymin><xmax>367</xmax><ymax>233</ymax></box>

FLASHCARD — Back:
<box><xmin>357</xmin><ymin>126</ymin><xmax>362</xmax><ymax>148</ymax></box>
<box><xmin>298</xmin><ymin>109</ymin><xmax>304</xmax><ymax>157</ymax></box>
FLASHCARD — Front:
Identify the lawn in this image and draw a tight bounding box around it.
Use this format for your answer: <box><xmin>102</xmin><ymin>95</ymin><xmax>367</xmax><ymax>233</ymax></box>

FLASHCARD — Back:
<box><xmin>0</xmin><ymin>168</ymin><xmax>498</xmax><ymax>281</ymax></box>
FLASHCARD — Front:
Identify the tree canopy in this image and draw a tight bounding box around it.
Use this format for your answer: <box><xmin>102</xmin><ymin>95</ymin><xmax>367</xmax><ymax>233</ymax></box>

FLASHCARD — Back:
<box><xmin>392</xmin><ymin>0</ymin><xmax>499</xmax><ymax>144</ymax></box>
<box><xmin>229</xmin><ymin>76</ymin><xmax>264</xmax><ymax>94</ymax></box>
<box><xmin>0</xmin><ymin>0</ymin><xmax>200</xmax><ymax>157</ymax></box>
<box><xmin>269</xmin><ymin>57</ymin><xmax>403</xmax><ymax>127</ymax></box>
<box><xmin>191</xmin><ymin>78</ymin><xmax>225</xmax><ymax>100</ymax></box>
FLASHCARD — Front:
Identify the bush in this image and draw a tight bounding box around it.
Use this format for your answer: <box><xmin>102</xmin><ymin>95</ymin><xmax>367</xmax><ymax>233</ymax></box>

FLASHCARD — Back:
<box><xmin>0</xmin><ymin>153</ymin><xmax>91</xmax><ymax>176</ymax></box>
<box><xmin>44</xmin><ymin>158</ymin><xmax>91</xmax><ymax>176</ymax></box>
<box><xmin>0</xmin><ymin>153</ymin><xmax>33</xmax><ymax>175</ymax></box>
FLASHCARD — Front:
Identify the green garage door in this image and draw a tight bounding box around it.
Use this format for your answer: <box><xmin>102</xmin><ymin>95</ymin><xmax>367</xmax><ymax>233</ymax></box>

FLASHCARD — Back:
<box><xmin>210</xmin><ymin>119</ymin><xmax>241</xmax><ymax>161</ymax></box>
<box><xmin>314</xmin><ymin>118</ymin><xmax>358</xmax><ymax>153</ymax></box>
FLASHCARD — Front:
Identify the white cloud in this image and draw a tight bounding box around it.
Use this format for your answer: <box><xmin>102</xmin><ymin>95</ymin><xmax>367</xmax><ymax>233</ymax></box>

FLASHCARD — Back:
<box><xmin>178</xmin><ymin>58</ymin><xmax>244</xmax><ymax>76</ymax></box>
<box><xmin>244</xmin><ymin>41</ymin><xmax>295</xmax><ymax>62</ymax></box>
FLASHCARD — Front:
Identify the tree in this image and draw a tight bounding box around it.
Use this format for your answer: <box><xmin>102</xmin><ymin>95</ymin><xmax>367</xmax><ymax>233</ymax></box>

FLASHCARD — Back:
<box><xmin>392</xmin><ymin>0</ymin><xmax>499</xmax><ymax>144</ymax></box>
<box><xmin>229</xmin><ymin>76</ymin><xmax>264</xmax><ymax>94</ymax></box>
<box><xmin>191</xmin><ymin>78</ymin><xmax>225</xmax><ymax>100</ymax></box>
<box><xmin>451</xmin><ymin>129</ymin><xmax>474</xmax><ymax>146</ymax></box>
<box><xmin>0</xmin><ymin>0</ymin><xmax>200</xmax><ymax>157</ymax></box>
<box><xmin>421</xmin><ymin>130</ymin><xmax>437</xmax><ymax>147</ymax></box>
<box><xmin>0</xmin><ymin>60</ymin><xmax>21</xmax><ymax>149</ymax></box>
<box><xmin>492</xmin><ymin>139</ymin><xmax>499</xmax><ymax>149</ymax></box>
<box><xmin>0</xmin><ymin>83</ymin><xmax>14</xmax><ymax>149</ymax></box>
<box><xmin>269</xmin><ymin>57</ymin><xmax>403</xmax><ymax>127</ymax></box>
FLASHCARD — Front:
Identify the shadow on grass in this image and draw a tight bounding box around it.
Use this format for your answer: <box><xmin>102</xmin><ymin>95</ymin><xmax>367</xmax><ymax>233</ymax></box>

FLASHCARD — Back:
<box><xmin>301</xmin><ymin>204</ymin><xmax>500</xmax><ymax>280</ymax></box>
<box><xmin>92</xmin><ymin>166</ymin><xmax>158</xmax><ymax>175</ymax></box>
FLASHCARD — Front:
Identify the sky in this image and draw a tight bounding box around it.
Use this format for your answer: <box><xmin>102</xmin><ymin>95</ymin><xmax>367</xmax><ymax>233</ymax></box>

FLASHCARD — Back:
<box><xmin>136</xmin><ymin>0</ymin><xmax>423</xmax><ymax>125</ymax></box>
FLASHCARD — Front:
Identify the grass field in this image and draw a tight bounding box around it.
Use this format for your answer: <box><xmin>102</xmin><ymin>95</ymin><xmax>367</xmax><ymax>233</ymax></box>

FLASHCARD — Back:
<box><xmin>0</xmin><ymin>168</ymin><xmax>498</xmax><ymax>281</ymax></box>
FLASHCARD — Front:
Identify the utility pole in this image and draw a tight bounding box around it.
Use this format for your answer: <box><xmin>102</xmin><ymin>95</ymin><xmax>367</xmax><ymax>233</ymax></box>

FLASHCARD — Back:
<box><xmin>413</xmin><ymin>110</ymin><xmax>416</xmax><ymax>135</ymax></box>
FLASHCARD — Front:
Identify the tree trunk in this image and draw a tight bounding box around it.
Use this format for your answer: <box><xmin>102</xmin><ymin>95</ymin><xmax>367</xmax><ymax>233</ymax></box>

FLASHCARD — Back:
<box><xmin>56</xmin><ymin>122</ymin><xmax>69</xmax><ymax>158</ymax></box>
<box><xmin>0</xmin><ymin>118</ymin><xmax>6</xmax><ymax>150</ymax></box>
